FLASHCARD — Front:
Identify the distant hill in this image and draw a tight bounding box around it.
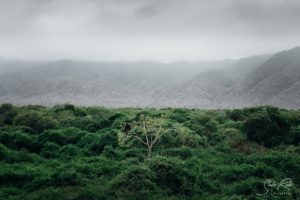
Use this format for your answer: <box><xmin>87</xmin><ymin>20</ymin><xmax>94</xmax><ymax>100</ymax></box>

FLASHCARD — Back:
<box><xmin>0</xmin><ymin>47</ymin><xmax>299</xmax><ymax>109</ymax></box>
<box><xmin>153</xmin><ymin>54</ymin><xmax>270</xmax><ymax>108</ymax></box>
<box><xmin>0</xmin><ymin>60</ymin><xmax>223</xmax><ymax>107</ymax></box>
<box><xmin>220</xmin><ymin>47</ymin><xmax>300</xmax><ymax>109</ymax></box>
<box><xmin>0</xmin><ymin>60</ymin><xmax>42</xmax><ymax>75</ymax></box>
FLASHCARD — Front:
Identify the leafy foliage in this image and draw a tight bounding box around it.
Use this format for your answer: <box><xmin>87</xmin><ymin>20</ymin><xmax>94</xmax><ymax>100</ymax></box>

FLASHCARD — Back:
<box><xmin>0</xmin><ymin>104</ymin><xmax>299</xmax><ymax>200</ymax></box>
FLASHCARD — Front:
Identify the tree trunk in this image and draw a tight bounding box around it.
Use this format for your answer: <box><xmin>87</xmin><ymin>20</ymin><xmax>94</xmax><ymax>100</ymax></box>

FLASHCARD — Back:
<box><xmin>147</xmin><ymin>146</ymin><xmax>152</xmax><ymax>158</ymax></box>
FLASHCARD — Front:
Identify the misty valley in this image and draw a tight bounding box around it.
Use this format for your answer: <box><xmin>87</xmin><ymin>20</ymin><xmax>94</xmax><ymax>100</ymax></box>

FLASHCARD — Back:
<box><xmin>0</xmin><ymin>47</ymin><xmax>300</xmax><ymax>200</ymax></box>
<box><xmin>1</xmin><ymin>47</ymin><xmax>300</xmax><ymax>109</ymax></box>
<box><xmin>1</xmin><ymin>0</ymin><xmax>300</xmax><ymax>199</ymax></box>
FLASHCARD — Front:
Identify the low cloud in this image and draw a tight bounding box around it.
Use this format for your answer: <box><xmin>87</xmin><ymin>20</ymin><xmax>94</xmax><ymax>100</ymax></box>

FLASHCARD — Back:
<box><xmin>0</xmin><ymin>0</ymin><xmax>299</xmax><ymax>61</ymax></box>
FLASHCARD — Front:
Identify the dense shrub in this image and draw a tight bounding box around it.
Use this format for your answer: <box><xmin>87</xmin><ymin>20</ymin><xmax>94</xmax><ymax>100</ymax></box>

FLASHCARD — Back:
<box><xmin>148</xmin><ymin>156</ymin><xmax>195</xmax><ymax>195</ymax></box>
<box><xmin>160</xmin><ymin>147</ymin><xmax>194</xmax><ymax>159</ymax></box>
<box><xmin>102</xmin><ymin>145</ymin><xmax>122</xmax><ymax>159</ymax></box>
<box><xmin>51</xmin><ymin>169</ymin><xmax>83</xmax><ymax>186</ymax></box>
<box><xmin>108</xmin><ymin>166</ymin><xmax>163</xmax><ymax>200</ymax></box>
<box><xmin>0</xmin><ymin>165</ymin><xmax>41</xmax><ymax>187</ymax></box>
<box><xmin>0</xmin><ymin>104</ymin><xmax>17</xmax><ymax>125</ymax></box>
<box><xmin>77</xmin><ymin>133</ymin><xmax>100</xmax><ymax>147</ymax></box>
<box><xmin>0</xmin><ymin>104</ymin><xmax>14</xmax><ymax>114</ymax></box>
<box><xmin>0</xmin><ymin>131</ymin><xmax>36</xmax><ymax>151</ymax></box>
<box><xmin>40</xmin><ymin>142</ymin><xmax>60</xmax><ymax>158</ymax></box>
<box><xmin>228</xmin><ymin>177</ymin><xmax>264</xmax><ymax>197</ymax></box>
<box><xmin>290</xmin><ymin>125</ymin><xmax>300</xmax><ymax>145</ymax></box>
<box><xmin>37</xmin><ymin>128</ymin><xmax>87</xmax><ymax>146</ymax></box>
<box><xmin>0</xmin><ymin>144</ymin><xmax>14</xmax><ymax>162</ymax></box>
<box><xmin>84</xmin><ymin>122</ymin><xmax>102</xmax><ymax>133</ymax></box>
<box><xmin>74</xmin><ymin>157</ymin><xmax>121</xmax><ymax>178</ymax></box>
<box><xmin>60</xmin><ymin>145</ymin><xmax>83</xmax><ymax>158</ymax></box>
<box><xmin>169</xmin><ymin>109</ymin><xmax>190</xmax><ymax>123</ymax></box>
<box><xmin>14</xmin><ymin>112</ymin><xmax>57</xmax><ymax>133</ymax></box>
<box><xmin>123</xmin><ymin>148</ymin><xmax>148</xmax><ymax>160</ymax></box>
<box><xmin>0</xmin><ymin>105</ymin><xmax>299</xmax><ymax>200</ymax></box>
<box><xmin>88</xmin><ymin>129</ymin><xmax>119</xmax><ymax>154</ymax></box>
<box><xmin>188</xmin><ymin>114</ymin><xmax>218</xmax><ymax>137</ymax></box>
<box><xmin>243</xmin><ymin>107</ymin><xmax>292</xmax><ymax>147</ymax></box>
<box><xmin>37</xmin><ymin>130</ymin><xmax>65</xmax><ymax>146</ymax></box>
<box><xmin>159</xmin><ymin>125</ymin><xmax>207</xmax><ymax>148</ymax></box>
<box><xmin>226</xmin><ymin>109</ymin><xmax>246</xmax><ymax>121</ymax></box>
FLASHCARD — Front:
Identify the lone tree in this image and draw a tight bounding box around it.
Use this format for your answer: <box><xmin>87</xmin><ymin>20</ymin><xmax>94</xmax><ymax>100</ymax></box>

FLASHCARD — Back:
<box><xmin>122</xmin><ymin>114</ymin><xmax>164</xmax><ymax>158</ymax></box>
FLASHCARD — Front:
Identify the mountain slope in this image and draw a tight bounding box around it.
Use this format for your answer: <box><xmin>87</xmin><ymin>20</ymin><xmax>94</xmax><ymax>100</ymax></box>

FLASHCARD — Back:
<box><xmin>0</xmin><ymin>60</ymin><xmax>223</xmax><ymax>107</ymax></box>
<box><xmin>0</xmin><ymin>47</ymin><xmax>299</xmax><ymax>108</ymax></box>
<box><xmin>153</xmin><ymin>54</ymin><xmax>270</xmax><ymax>108</ymax></box>
<box><xmin>220</xmin><ymin>47</ymin><xmax>300</xmax><ymax>108</ymax></box>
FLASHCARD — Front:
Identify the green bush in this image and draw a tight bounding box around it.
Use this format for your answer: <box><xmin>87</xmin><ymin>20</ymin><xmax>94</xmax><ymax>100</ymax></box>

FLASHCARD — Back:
<box><xmin>159</xmin><ymin>124</ymin><xmax>206</xmax><ymax>148</ymax></box>
<box><xmin>169</xmin><ymin>109</ymin><xmax>190</xmax><ymax>123</ymax></box>
<box><xmin>40</xmin><ymin>142</ymin><xmax>60</xmax><ymax>158</ymax></box>
<box><xmin>188</xmin><ymin>114</ymin><xmax>218</xmax><ymax>137</ymax></box>
<box><xmin>0</xmin><ymin>105</ymin><xmax>299</xmax><ymax>200</ymax></box>
<box><xmin>228</xmin><ymin>177</ymin><xmax>264</xmax><ymax>197</ymax></box>
<box><xmin>37</xmin><ymin>130</ymin><xmax>66</xmax><ymax>146</ymax></box>
<box><xmin>0</xmin><ymin>143</ymin><xmax>14</xmax><ymax>162</ymax></box>
<box><xmin>88</xmin><ymin>129</ymin><xmax>119</xmax><ymax>154</ymax></box>
<box><xmin>14</xmin><ymin>112</ymin><xmax>57</xmax><ymax>133</ymax></box>
<box><xmin>160</xmin><ymin>147</ymin><xmax>194</xmax><ymax>159</ymax></box>
<box><xmin>51</xmin><ymin>169</ymin><xmax>83</xmax><ymax>186</ymax></box>
<box><xmin>102</xmin><ymin>145</ymin><xmax>122</xmax><ymax>159</ymax></box>
<box><xmin>0</xmin><ymin>130</ymin><xmax>35</xmax><ymax>151</ymax></box>
<box><xmin>37</xmin><ymin>128</ymin><xmax>87</xmax><ymax>146</ymax></box>
<box><xmin>108</xmin><ymin>166</ymin><xmax>163</xmax><ymax>200</ymax></box>
<box><xmin>148</xmin><ymin>156</ymin><xmax>195</xmax><ymax>195</ymax></box>
<box><xmin>123</xmin><ymin>148</ymin><xmax>147</xmax><ymax>161</ymax></box>
<box><xmin>243</xmin><ymin>107</ymin><xmax>292</xmax><ymax>147</ymax></box>
<box><xmin>74</xmin><ymin>158</ymin><xmax>121</xmax><ymax>179</ymax></box>
<box><xmin>0</xmin><ymin>165</ymin><xmax>41</xmax><ymax>187</ymax></box>
<box><xmin>290</xmin><ymin>125</ymin><xmax>300</xmax><ymax>145</ymax></box>
<box><xmin>60</xmin><ymin>145</ymin><xmax>83</xmax><ymax>158</ymax></box>
<box><xmin>77</xmin><ymin>133</ymin><xmax>101</xmax><ymax>148</ymax></box>
<box><xmin>226</xmin><ymin>109</ymin><xmax>246</xmax><ymax>121</ymax></box>
<box><xmin>0</xmin><ymin>104</ymin><xmax>17</xmax><ymax>125</ymax></box>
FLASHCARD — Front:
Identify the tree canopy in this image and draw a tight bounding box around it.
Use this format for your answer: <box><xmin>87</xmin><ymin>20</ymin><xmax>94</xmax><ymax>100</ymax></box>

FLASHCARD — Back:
<box><xmin>0</xmin><ymin>104</ymin><xmax>299</xmax><ymax>199</ymax></box>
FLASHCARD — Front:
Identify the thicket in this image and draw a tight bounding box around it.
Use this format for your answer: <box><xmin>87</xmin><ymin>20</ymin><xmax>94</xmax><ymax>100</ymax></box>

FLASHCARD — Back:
<box><xmin>0</xmin><ymin>104</ymin><xmax>299</xmax><ymax>199</ymax></box>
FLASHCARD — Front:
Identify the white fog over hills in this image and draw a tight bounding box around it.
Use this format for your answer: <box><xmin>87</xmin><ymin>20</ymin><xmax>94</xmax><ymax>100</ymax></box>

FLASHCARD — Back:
<box><xmin>0</xmin><ymin>47</ymin><xmax>299</xmax><ymax>109</ymax></box>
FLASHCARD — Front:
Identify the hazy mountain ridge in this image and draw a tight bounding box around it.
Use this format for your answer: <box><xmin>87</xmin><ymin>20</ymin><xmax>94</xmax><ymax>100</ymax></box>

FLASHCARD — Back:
<box><xmin>0</xmin><ymin>60</ymin><xmax>219</xmax><ymax>107</ymax></box>
<box><xmin>0</xmin><ymin>47</ymin><xmax>299</xmax><ymax>108</ymax></box>
<box><xmin>220</xmin><ymin>47</ymin><xmax>300</xmax><ymax>108</ymax></box>
<box><xmin>152</xmin><ymin>54</ymin><xmax>271</xmax><ymax>108</ymax></box>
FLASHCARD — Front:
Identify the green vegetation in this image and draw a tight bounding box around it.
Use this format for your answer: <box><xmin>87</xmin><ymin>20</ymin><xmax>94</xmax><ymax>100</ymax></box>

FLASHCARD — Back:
<box><xmin>0</xmin><ymin>104</ymin><xmax>299</xmax><ymax>199</ymax></box>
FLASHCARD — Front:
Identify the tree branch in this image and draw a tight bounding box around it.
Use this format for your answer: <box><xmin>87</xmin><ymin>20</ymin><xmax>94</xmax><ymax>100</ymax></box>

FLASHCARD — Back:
<box><xmin>152</xmin><ymin>125</ymin><xmax>162</xmax><ymax>145</ymax></box>
<box><xmin>132</xmin><ymin>135</ymin><xmax>147</xmax><ymax>145</ymax></box>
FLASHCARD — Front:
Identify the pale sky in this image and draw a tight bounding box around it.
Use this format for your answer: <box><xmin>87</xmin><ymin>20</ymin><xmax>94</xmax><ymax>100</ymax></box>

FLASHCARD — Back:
<box><xmin>0</xmin><ymin>0</ymin><xmax>300</xmax><ymax>62</ymax></box>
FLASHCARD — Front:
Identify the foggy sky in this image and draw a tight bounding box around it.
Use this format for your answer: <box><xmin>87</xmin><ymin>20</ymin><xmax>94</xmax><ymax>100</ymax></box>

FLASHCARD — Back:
<box><xmin>0</xmin><ymin>0</ymin><xmax>300</xmax><ymax>62</ymax></box>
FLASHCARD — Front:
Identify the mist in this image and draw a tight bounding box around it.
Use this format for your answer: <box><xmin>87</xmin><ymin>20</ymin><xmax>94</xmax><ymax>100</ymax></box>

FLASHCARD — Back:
<box><xmin>1</xmin><ymin>0</ymin><xmax>300</xmax><ymax>62</ymax></box>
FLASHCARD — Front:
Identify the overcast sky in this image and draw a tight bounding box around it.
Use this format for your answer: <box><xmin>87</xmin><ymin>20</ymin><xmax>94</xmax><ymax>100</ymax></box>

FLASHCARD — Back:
<box><xmin>0</xmin><ymin>0</ymin><xmax>300</xmax><ymax>62</ymax></box>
